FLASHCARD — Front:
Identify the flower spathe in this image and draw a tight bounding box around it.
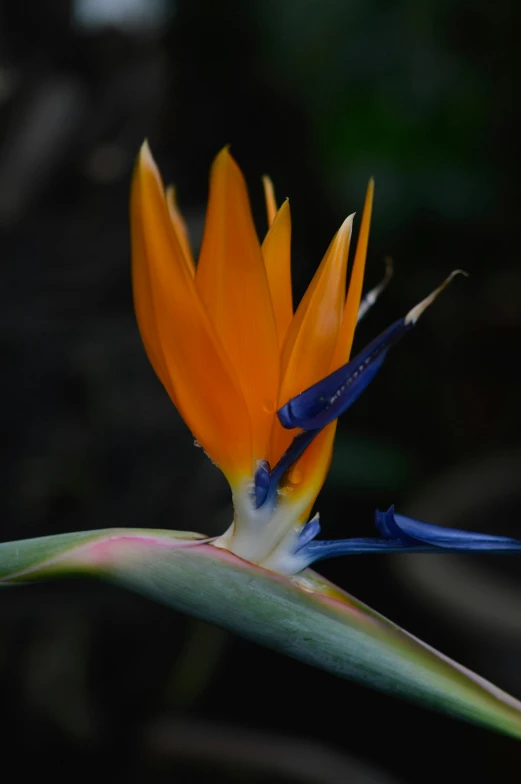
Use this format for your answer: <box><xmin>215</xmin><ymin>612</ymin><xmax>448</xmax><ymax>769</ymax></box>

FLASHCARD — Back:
<box><xmin>131</xmin><ymin>143</ymin><xmax>521</xmax><ymax>576</ymax></box>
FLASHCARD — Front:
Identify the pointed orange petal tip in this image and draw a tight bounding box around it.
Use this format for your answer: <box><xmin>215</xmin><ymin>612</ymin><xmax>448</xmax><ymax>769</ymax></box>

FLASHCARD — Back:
<box><xmin>136</xmin><ymin>140</ymin><xmax>166</xmax><ymax>191</ymax></box>
<box><xmin>214</xmin><ymin>144</ymin><xmax>233</xmax><ymax>166</ymax></box>
<box><xmin>337</xmin><ymin>212</ymin><xmax>355</xmax><ymax>239</ymax></box>
<box><xmin>280</xmin><ymin>209</ymin><xmax>355</xmax><ymax>394</ymax></box>
<box><xmin>130</xmin><ymin>141</ymin><xmax>174</xmax><ymax>399</ymax></box>
<box><xmin>332</xmin><ymin>179</ymin><xmax>374</xmax><ymax>369</ymax></box>
<box><xmin>139</xmin><ymin>138</ymin><xmax>154</xmax><ymax>169</ymax></box>
<box><xmin>272</xmin><ymin>209</ymin><xmax>354</xmax><ymax>474</ymax></box>
<box><xmin>261</xmin><ymin>197</ymin><xmax>293</xmax><ymax>347</ymax></box>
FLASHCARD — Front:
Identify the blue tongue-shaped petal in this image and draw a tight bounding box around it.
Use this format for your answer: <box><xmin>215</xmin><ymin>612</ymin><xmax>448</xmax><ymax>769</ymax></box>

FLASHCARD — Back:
<box><xmin>277</xmin><ymin>318</ymin><xmax>404</xmax><ymax>430</ymax></box>
<box><xmin>376</xmin><ymin>506</ymin><xmax>521</xmax><ymax>551</ymax></box>
<box><xmin>277</xmin><ymin>270</ymin><xmax>466</xmax><ymax>432</ymax></box>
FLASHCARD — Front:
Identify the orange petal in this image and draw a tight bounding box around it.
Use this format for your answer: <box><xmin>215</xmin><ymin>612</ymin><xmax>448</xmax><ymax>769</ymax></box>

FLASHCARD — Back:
<box><xmin>287</xmin><ymin>422</ymin><xmax>338</xmax><ymax>523</ymax></box>
<box><xmin>332</xmin><ymin>179</ymin><xmax>374</xmax><ymax>369</ymax></box>
<box><xmin>131</xmin><ymin>142</ymin><xmax>252</xmax><ymax>483</ymax></box>
<box><xmin>269</xmin><ymin>214</ymin><xmax>354</xmax><ymax>467</ymax></box>
<box><xmin>261</xmin><ymin>199</ymin><xmax>293</xmax><ymax>348</ymax></box>
<box><xmin>165</xmin><ymin>185</ymin><xmax>195</xmax><ymax>277</ymax></box>
<box><xmin>262</xmin><ymin>175</ymin><xmax>277</xmax><ymax>228</ymax></box>
<box><xmin>279</xmin><ymin>214</ymin><xmax>354</xmax><ymax>405</ymax></box>
<box><xmin>131</xmin><ymin>160</ymin><xmax>177</xmax><ymax>401</ymax></box>
<box><xmin>196</xmin><ymin>148</ymin><xmax>279</xmax><ymax>462</ymax></box>
<box><xmin>293</xmin><ymin>183</ymin><xmax>374</xmax><ymax>511</ymax></box>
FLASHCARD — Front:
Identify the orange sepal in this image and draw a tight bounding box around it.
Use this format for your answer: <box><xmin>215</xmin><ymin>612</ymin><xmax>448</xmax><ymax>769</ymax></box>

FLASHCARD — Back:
<box><xmin>269</xmin><ymin>214</ymin><xmax>354</xmax><ymax>469</ymax></box>
<box><xmin>196</xmin><ymin>148</ymin><xmax>279</xmax><ymax>462</ymax></box>
<box><xmin>279</xmin><ymin>214</ymin><xmax>354</xmax><ymax>407</ymax></box>
<box><xmin>294</xmin><ymin>182</ymin><xmax>374</xmax><ymax>510</ymax></box>
<box><xmin>261</xmin><ymin>199</ymin><xmax>293</xmax><ymax>348</ymax></box>
<box><xmin>131</xmin><ymin>142</ymin><xmax>252</xmax><ymax>483</ymax></box>
<box><xmin>131</xmin><ymin>160</ymin><xmax>175</xmax><ymax>400</ymax></box>
<box><xmin>288</xmin><ymin>422</ymin><xmax>338</xmax><ymax>523</ymax></box>
<box><xmin>165</xmin><ymin>185</ymin><xmax>195</xmax><ymax>277</ymax></box>
<box><xmin>332</xmin><ymin>179</ymin><xmax>374</xmax><ymax>369</ymax></box>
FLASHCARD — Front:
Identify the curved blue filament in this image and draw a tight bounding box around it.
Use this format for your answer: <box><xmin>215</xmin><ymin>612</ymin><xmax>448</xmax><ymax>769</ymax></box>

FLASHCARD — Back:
<box><xmin>301</xmin><ymin>538</ymin><xmax>439</xmax><ymax>559</ymax></box>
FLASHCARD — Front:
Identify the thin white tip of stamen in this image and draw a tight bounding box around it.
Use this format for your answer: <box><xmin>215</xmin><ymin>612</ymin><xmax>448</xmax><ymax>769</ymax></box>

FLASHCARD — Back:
<box><xmin>405</xmin><ymin>269</ymin><xmax>468</xmax><ymax>325</ymax></box>
<box><xmin>357</xmin><ymin>257</ymin><xmax>394</xmax><ymax>321</ymax></box>
<box><xmin>382</xmin><ymin>256</ymin><xmax>394</xmax><ymax>282</ymax></box>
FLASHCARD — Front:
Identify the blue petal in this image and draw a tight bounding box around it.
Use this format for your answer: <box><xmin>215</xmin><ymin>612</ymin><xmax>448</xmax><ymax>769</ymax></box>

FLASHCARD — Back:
<box><xmin>377</xmin><ymin>507</ymin><xmax>521</xmax><ymax>552</ymax></box>
<box><xmin>297</xmin><ymin>514</ymin><xmax>322</xmax><ymax>548</ymax></box>
<box><xmin>253</xmin><ymin>460</ymin><xmax>271</xmax><ymax>508</ymax></box>
<box><xmin>277</xmin><ymin>271</ymin><xmax>467</xmax><ymax>434</ymax></box>
<box><xmin>256</xmin><ymin>430</ymin><xmax>317</xmax><ymax>508</ymax></box>
<box><xmin>374</xmin><ymin>504</ymin><xmax>415</xmax><ymax>542</ymax></box>
<box><xmin>277</xmin><ymin>318</ymin><xmax>409</xmax><ymax>431</ymax></box>
<box><xmin>259</xmin><ymin>319</ymin><xmax>411</xmax><ymax>508</ymax></box>
<box><xmin>298</xmin><ymin>506</ymin><xmax>521</xmax><ymax>566</ymax></box>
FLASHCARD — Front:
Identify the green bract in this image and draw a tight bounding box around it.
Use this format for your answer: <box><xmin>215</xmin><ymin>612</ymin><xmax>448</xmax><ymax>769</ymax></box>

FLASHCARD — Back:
<box><xmin>1</xmin><ymin>528</ymin><xmax>521</xmax><ymax>739</ymax></box>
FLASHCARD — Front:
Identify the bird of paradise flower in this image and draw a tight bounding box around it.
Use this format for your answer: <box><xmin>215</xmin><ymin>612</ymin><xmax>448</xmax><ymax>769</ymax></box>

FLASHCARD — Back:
<box><xmin>2</xmin><ymin>143</ymin><xmax>521</xmax><ymax>739</ymax></box>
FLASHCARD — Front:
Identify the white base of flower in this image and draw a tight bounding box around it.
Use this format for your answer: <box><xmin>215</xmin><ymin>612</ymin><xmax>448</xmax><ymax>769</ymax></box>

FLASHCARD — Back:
<box><xmin>213</xmin><ymin>478</ymin><xmax>316</xmax><ymax>577</ymax></box>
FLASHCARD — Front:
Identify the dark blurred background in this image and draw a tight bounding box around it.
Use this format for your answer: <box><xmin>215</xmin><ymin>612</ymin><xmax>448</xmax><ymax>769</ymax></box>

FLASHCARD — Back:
<box><xmin>1</xmin><ymin>1</ymin><xmax>520</xmax><ymax>781</ymax></box>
